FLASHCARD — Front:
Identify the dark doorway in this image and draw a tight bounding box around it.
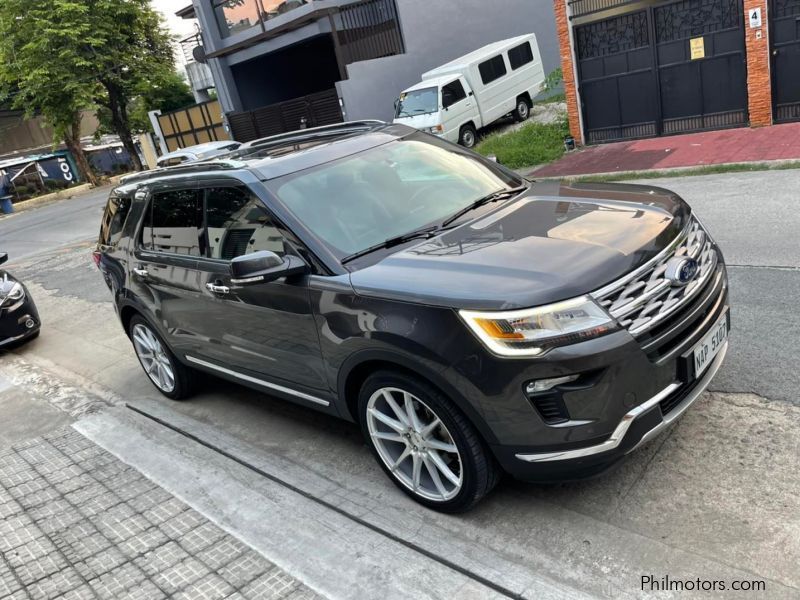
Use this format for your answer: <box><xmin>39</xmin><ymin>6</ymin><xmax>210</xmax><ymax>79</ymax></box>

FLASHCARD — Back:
<box><xmin>770</xmin><ymin>0</ymin><xmax>800</xmax><ymax>122</ymax></box>
<box><xmin>574</xmin><ymin>0</ymin><xmax>749</xmax><ymax>143</ymax></box>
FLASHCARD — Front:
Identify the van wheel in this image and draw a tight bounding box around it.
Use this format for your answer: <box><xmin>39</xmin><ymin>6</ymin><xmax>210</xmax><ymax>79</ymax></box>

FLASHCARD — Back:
<box><xmin>129</xmin><ymin>315</ymin><xmax>193</xmax><ymax>400</ymax></box>
<box><xmin>514</xmin><ymin>97</ymin><xmax>531</xmax><ymax>122</ymax></box>
<box><xmin>359</xmin><ymin>370</ymin><xmax>500</xmax><ymax>513</ymax></box>
<box><xmin>459</xmin><ymin>125</ymin><xmax>477</xmax><ymax>148</ymax></box>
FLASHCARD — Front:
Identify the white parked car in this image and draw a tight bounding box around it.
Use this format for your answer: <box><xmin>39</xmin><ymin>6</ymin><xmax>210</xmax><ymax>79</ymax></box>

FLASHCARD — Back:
<box><xmin>156</xmin><ymin>141</ymin><xmax>242</xmax><ymax>168</ymax></box>
<box><xmin>393</xmin><ymin>34</ymin><xmax>545</xmax><ymax>148</ymax></box>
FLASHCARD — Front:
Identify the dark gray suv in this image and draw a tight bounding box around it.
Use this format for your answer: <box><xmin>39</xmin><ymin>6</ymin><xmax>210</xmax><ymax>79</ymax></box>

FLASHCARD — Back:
<box><xmin>96</xmin><ymin>122</ymin><xmax>729</xmax><ymax>512</ymax></box>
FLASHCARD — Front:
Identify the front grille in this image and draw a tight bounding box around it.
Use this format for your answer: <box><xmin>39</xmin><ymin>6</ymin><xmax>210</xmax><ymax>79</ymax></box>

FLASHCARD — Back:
<box><xmin>659</xmin><ymin>374</ymin><xmax>704</xmax><ymax>416</ymax></box>
<box><xmin>593</xmin><ymin>217</ymin><xmax>718</xmax><ymax>337</ymax></box>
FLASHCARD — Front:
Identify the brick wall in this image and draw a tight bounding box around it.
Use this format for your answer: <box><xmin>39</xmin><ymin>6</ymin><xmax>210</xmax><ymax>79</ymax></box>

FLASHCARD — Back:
<box><xmin>553</xmin><ymin>0</ymin><xmax>583</xmax><ymax>144</ymax></box>
<box><xmin>743</xmin><ymin>0</ymin><xmax>772</xmax><ymax>126</ymax></box>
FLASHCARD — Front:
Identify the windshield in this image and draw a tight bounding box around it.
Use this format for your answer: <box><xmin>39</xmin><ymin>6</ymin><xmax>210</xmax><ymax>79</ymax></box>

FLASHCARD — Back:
<box><xmin>395</xmin><ymin>87</ymin><xmax>439</xmax><ymax>118</ymax></box>
<box><xmin>268</xmin><ymin>134</ymin><xmax>520</xmax><ymax>259</ymax></box>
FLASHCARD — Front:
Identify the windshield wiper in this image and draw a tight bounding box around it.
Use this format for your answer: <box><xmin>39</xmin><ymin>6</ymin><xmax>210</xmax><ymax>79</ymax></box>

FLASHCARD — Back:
<box><xmin>441</xmin><ymin>185</ymin><xmax>528</xmax><ymax>228</ymax></box>
<box><xmin>341</xmin><ymin>225</ymin><xmax>440</xmax><ymax>265</ymax></box>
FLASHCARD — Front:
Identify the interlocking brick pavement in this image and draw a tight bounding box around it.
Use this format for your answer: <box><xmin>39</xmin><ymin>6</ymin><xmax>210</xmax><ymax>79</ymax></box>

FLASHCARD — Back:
<box><xmin>0</xmin><ymin>428</ymin><xmax>324</xmax><ymax>600</ymax></box>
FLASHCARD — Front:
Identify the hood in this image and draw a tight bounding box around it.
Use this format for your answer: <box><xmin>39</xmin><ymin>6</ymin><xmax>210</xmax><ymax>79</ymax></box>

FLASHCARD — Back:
<box><xmin>349</xmin><ymin>180</ymin><xmax>691</xmax><ymax>310</ymax></box>
<box><xmin>392</xmin><ymin>112</ymin><xmax>441</xmax><ymax>130</ymax></box>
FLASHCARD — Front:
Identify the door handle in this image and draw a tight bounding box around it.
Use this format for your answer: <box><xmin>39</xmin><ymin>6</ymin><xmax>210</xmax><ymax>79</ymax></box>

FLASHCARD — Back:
<box><xmin>206</xmin><ymin>283</ymin><xmax>230</xmax><ymax>295</ymax></box>
<box><xmin>133</xmin><ymin>267</ymin><xmax>149</xmax><ymax>277</ymax></box>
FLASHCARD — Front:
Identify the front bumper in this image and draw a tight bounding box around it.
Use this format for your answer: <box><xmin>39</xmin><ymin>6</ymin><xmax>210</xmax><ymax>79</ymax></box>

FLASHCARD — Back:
<box><xmin>0</xmin><ymin>289</ymin><xmax>41</xmax><ymax>348</ymax></box>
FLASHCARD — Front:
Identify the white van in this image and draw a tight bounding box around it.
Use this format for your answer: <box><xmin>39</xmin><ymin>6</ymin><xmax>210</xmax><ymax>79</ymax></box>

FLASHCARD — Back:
<box><xmin>393</xmin><ymin>34</ymin><xmax>545</xmax><ymax>148</ymax></box>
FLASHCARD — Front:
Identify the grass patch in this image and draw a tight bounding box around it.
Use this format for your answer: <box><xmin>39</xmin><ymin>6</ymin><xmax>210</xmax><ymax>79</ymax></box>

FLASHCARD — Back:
<box><xmin>535</xmin><ymin>92</ymin><xmax>565</xmax><ymax>105</ymax></box>
<box><xmin>567</xmin><ymin>160</ymin><xmax>800</xmax><ymax>183</ymax></box>
<box><xmin>475</xmin><ymin>120</ymin><xmax>570</xmax><ymax>169</ymax></box>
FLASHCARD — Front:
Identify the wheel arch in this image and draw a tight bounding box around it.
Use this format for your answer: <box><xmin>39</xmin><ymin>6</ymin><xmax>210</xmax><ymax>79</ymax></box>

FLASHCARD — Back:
<box><xmin>337</xmin><ymin>349</ymin><xmax>499</xmax><ymax>445</ymax></box>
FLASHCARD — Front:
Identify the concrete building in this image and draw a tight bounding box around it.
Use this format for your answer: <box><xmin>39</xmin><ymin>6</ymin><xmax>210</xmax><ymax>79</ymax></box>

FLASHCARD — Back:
<box><xmin>554</xmin><ymin>0</ymin><xmax>800</xmax><ymax>145</ymax></box>
<box><xmin>177</xmin><ymin>0</ymin><xmax>560</xmax><ymax>141</ymax></box>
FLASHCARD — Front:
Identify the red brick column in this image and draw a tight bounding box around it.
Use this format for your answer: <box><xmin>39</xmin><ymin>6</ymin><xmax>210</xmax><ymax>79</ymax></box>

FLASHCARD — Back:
<box><xmin>553</xmin><ymin>0</ymin><xmax>583</xmax><ymax>144</ymax></box>
<box><xmin>743</xmin><ymin>0</ymin><xmax>772</xmax><ymax>126</ymax></box>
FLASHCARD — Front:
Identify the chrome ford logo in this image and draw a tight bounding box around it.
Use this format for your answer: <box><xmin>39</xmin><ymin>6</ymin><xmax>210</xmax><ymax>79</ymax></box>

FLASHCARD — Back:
<box><xmin>665</xmin><ymin>257</ymin><xmax>699</xmax><ymax>286</ymax></box>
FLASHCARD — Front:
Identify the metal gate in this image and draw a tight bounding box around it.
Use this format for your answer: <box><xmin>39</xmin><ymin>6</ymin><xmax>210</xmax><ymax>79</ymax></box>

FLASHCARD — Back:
<box><xmin>770</xmin><ymin>0</ymin><xmax>800</xmax><ymax>122</ymax></box>
<box><xmin>228</xmin><ymin>89</ymin><xmax>344</xmax><ymax>143</ymax></box>
<box><xmin>574</xmin><ymin>0</ymin><xmax>749</xmax><ymax>143</ymax></box>
<box><xmin>156</xmin><ymin>100</ymin><xmax>230</xmax><ymax>152</ymax></box>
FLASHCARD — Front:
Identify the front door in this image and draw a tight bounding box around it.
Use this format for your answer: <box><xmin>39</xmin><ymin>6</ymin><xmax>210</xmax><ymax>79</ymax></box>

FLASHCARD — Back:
<box><xmin>770</xmin><ymin>0</ymin><xmax>800</xmax><ymax>122</ymax></box>
<box><xmin>191</xmin><ymin>181</ymin><xmax>329</xmax><ymax>394</ymax></box>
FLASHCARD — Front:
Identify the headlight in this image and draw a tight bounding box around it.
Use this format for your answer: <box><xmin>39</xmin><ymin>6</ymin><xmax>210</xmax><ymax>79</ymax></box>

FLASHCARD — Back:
<box><xmin>0</xmin><ymin>282</ymin><xmax>24</xmax><ymax>307</ymax></box>
<box><xmin>427</xmin><ymin>125</ymin><xmax>444</xmax><ymax>134</ymax></box>
<box><xmin>459</xmin><ymin>296</ymin><xmax>617</xmax><ymax>357</ymax></box>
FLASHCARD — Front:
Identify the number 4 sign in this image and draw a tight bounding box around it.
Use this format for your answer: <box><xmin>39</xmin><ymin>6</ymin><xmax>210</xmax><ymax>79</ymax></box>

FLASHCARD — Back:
<box><xmin>749</xmin><ymin>7</ymin><xmax>762</xmax><ymax>28</ymax></box>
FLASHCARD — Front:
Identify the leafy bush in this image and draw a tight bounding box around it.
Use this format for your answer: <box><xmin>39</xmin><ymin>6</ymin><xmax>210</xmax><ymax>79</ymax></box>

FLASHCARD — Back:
<box><xmin>475</xmin><ymin>120</ymin><xmax>570</xmax><ymax>169</ymax></box>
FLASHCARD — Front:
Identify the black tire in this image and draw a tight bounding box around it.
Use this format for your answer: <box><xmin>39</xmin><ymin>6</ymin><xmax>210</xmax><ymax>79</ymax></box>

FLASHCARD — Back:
<box><xmin>458</xmin><ymin>124</ymin><xmax>478</xmax><ymax>149</ymax></box>
<box><xmin>128</xmin><ymin>315</ymin><xmax>193</xmax><ymax>400</ymax></box>
<box><xmin>358</xmin><ymin>370</ymin><xmax>500</xmax><ymax>513</ymax></box>
<box><xmin>514</xmin><ymin>96</ymin><xmax>531</xmax><ymax>122</ymax></box>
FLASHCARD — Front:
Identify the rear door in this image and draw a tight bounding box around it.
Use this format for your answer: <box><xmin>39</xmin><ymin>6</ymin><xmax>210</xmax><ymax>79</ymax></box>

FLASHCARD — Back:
<box><xmin>190</xmin><ymin>180</ymin><xmax>329</xmax><ymax>394</ymax></box>
<box><xmin>132</xmin><ymin>182</ymin><xmax>207</xmax><ymax>357</ymax></box>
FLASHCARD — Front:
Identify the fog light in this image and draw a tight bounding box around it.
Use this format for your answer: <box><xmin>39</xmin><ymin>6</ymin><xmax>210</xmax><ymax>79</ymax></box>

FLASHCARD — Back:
<box><xmin>25</xmin><ymin>318</ymin><xmax>35</xmax><ymax>329</ymax></box>
<box><xmin>525</xmin><ymin>374</ymin><xmax>579</xmax><ymax>395</ymax></box>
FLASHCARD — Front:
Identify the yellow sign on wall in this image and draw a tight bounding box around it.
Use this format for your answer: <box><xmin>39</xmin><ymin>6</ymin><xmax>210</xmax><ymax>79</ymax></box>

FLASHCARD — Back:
<box><xmin>690</xmin><ymin>37</ymin><xmax>705</xmax><ymax>60</ymax></box>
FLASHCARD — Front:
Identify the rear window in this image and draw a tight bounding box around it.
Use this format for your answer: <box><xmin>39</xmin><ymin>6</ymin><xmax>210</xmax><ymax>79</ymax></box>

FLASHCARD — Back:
<box><xmin>478</xmin><ymin>55</ymin><xmax>507</xmax><ymax>85</ymax></box>
<box><xmin>141</xmin><ymin>189</ymin><xmax>205</xmax><ymax>256</ymax></box>
<box><xmin>99</xmin><ymin>195</ymin><xmax>132</xmax><ymax>247</ymax></box>
<box><xmin>508</xmin><ymin>42</ymin><xmax>534</xmax><ymax>70</ymax></box>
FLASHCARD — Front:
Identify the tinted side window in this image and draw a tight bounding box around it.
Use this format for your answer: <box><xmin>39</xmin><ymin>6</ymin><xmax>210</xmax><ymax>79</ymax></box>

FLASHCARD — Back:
<box><xmin>478</xmin><ymin>55</ymin><xmax>507</xmax><ymax>85</ymax></box>
<box><xmin>508</xmin><ymin>42</ymin><xmax>534</xmax><ymax>70</ymax></box>
<box><xmin>204</xmin><ymin>186</ymin><xmax>287</xmax><ymax>260</ymax></box>
<box><xmin>442</xmin><ymin>80</ymin><xmax>467</xmax><ymax>109</ymax></box>
<box><xmin>99</xmin><ymin>195</ymin><xmax>132</xmax><ymax>246</ymax></box>
<box><xmin>142</xmin><ymin>189</ymin><xmax>204</xmax><ymax>256</ymax></box>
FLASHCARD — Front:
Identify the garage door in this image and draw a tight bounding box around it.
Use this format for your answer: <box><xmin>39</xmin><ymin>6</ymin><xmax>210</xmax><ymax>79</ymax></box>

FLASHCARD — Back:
<box><xmin>770</xmin><ymin>0</ymin><xmax>800</xmax><ymax>122</ymax></box>
<box><xmin>575</xmin><ymin>0</ymin><xmax>748</xmax><ymax>143</ymax></box>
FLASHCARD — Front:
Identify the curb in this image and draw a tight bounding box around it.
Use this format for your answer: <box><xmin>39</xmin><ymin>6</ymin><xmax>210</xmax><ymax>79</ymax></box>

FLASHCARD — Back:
<box><xmin>0</xmin><ymin>175</ymin><xmax>124</xmax><ymax>219</ymax></box>
<box><xmin>525</xmin><ymin>157</ymin><xmax>800</xmax><ymax>181</ymax></box>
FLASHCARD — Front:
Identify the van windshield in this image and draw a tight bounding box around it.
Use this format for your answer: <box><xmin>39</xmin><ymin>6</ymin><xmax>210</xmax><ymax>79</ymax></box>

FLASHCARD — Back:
<box><xmin>395</xmin><ymin>87</ymin><xmax>439</xmax><ymax>118</ymax></box>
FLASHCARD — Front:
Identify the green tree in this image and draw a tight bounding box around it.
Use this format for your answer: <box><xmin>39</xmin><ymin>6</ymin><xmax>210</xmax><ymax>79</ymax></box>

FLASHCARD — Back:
<box><xmin>86</xmin><ymin>0</ymin><xmax>177</xmax><ymax>171</ymax></box>
<box><xmin>0</xmin><ymin>1</ymin><xmax>99</xmax><ymax>185</ymax></box>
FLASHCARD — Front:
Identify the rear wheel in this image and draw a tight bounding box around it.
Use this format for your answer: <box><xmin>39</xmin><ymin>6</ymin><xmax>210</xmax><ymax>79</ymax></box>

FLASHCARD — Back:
<box><xmin>514</xmin><ymin>96</ymin><xmax>531</xmax><ymax>122</ymax></box>
<box><xmin>129</xmin><ymin>315</ymin><xmax>192</xmax><ymax>400</ymax></box>
<box><xmin>359</xmin><ymin>370</ymin><xmax>499</xmax><ymax>512</ymax></box>
<box><xmin>458</xmin><ymin>124</ymin><xmax>478</xmax><ymax>149</ymax></box>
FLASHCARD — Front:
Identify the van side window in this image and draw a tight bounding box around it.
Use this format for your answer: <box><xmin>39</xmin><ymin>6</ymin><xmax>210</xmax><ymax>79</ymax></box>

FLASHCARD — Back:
<box><xmin>204</xmin><ymin>186</ymin><xmax>287</xmax><ymax>260</ymax></box>
<box><xmin>508</xmin><ymin>42</ymin><xmax>534</xmax><ymax>70</ymax></box>
<box><xmin>99</xmin><ymin>195</ymin><xmax>132</xmax><ymax>247</ymax></box>
<box><xmin>442</xmin><ymin>80</ymin><xmax>467</xmax><ymax>109</ymax></box>
<box><xmin>478</xmin><ymin>55</ymin><xmax>507</xmax><ymax>85</ymax></box>
<box><xmin>142</xmin><ymin>189</ymin><xmax>204</xmax><ymax>256</ymax></box>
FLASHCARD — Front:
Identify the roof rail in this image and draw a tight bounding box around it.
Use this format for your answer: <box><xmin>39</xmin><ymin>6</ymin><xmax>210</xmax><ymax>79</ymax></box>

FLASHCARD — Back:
<box><xmin>237</xmin><ymin>120</ymin><xmax>387</xmax><ymax>152</ymax></box>
<box><xmin>118</xmin><ymin>160</ymin><xmax>244</xmax><ymax>186</ymax></box>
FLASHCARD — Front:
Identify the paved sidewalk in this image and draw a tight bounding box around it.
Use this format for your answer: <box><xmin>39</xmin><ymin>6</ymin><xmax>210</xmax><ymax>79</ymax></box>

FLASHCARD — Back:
<box><xmin>531</xmin><ymin>122</ymin><xmax>800</xmax><ymax>177</ymax></box>
<box><xmin>0</xmin><ymin>428</ymin><xmax>322</xmax><ymax>600</ymax></box>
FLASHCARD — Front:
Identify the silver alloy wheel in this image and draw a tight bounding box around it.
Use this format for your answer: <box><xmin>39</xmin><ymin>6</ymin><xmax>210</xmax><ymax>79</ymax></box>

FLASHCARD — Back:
<box><xmin>366</xmin><ymin>387</ymin><xmax>463</xmax><ymax>502</ymax></box>
<box><xmin>517</xmin><ymin>100</ymin><xmax>529</xmax><ymax>119</ymax></box>
<box><xmin>131</xmin><ymin>323</ymin><xmax>176</xmax><ymax>393</ymax></box>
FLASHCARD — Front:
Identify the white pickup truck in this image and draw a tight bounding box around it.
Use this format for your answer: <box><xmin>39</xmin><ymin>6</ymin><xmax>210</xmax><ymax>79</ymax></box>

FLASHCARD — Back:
<box><xmin>393</xmin><ymin>34</ymin><xmax>545</xmax><ymax>148</ymax></box>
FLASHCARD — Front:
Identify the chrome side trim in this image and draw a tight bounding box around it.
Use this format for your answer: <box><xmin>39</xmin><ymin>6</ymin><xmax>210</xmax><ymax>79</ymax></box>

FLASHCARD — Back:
<box><xmin>515</xmin><ymin>341</ymin><xmax>727</xmax><ymax>463</ymax></box>
<box><xmin>185</xmin><ymin>355</ymin><xmax>330</xmax><ymax>407</ymax></box>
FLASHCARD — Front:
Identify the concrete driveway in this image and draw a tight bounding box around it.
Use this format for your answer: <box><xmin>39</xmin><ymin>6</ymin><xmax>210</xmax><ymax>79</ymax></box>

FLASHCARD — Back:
<box><xmin>1</xmin><ymin>170</ymin><xmax>799</xmax><ymax>598</ymax></box>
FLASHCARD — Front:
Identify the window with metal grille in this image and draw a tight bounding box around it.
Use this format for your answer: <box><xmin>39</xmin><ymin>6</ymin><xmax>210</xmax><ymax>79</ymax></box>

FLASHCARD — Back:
<box><xmin>508</xmin><ymin>42</ymin><xmax>534</xmax><ymax>70</ymax></box>
<box><xmin>478</xmin><ymin>55</ymin><xmax>507</xmax><ymax>85</ymax></box>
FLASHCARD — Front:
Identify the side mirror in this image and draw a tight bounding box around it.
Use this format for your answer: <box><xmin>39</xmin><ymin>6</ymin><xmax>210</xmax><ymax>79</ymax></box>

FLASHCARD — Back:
<box><xmin>394</xmin><ymin>98</ymin><xmax>399</xmax><ymax>110</ymax></box>
<box><xmin>230</xmin><ymin>250</ymin><xmax>308</xmax><ymax>284</ymax></box>
<box><xmin>0</xmin><ymin>252</ymin><xmax>7</xmax><ymax>266</ymax></box>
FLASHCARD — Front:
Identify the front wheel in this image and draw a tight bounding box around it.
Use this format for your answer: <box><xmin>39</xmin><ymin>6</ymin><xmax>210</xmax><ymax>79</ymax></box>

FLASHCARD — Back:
<box><xmin>359</xmin><ymin>370</ymin><xmax>499</xmax><ymax>512</ymax></box>
<box><xmin>458</xmin><ymin>124</ymin><xmax>478</xmax><ymax>149</ymax></box>
<box><xmin>129</xmin><ymin>315</ymin><xmax>193</xmax><ymax>400</ymax></box>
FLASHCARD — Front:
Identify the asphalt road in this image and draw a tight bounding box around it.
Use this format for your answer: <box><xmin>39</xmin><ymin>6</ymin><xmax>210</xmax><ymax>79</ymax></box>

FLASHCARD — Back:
<box><xmin>0</xmin><ymin>185</ymin><xmax>112</xmax><ymax>263</ymax></box>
